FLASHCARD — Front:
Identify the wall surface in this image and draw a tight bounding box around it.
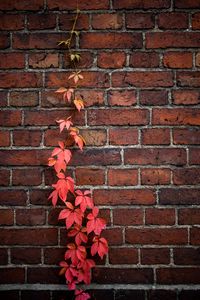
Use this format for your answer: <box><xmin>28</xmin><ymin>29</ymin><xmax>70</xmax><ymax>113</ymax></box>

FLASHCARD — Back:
<box><xmin>0</xmin><ymin>0</ymin><xmax>200</xmax><ymax>299</ymax></box>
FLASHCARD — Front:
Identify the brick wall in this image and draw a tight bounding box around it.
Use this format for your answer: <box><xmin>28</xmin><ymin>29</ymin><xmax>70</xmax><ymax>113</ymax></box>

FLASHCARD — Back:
<box><xmin>0</xmin><ymin>0</ymin><xmax>200</xmax><ymax>299</ymax></box>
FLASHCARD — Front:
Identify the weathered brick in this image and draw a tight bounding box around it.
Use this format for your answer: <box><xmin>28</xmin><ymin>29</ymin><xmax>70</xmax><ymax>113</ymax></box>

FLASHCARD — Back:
<box><xmin>27</xmin><ymin>14</ymin><xmax>56</xmax><ymax>30</ymax></box>
<box><xmin>0</xmin><ymin>53</ymin><xmax>25</xmax><ymax>69</ymax></box>
<box><xmin>12</xmin><ymin>168</ymin><xmax>42</xmax><ymax>186</ymax></box>
<box><xmin>172</xmin><ymin>90</ymin><xmax>200</xmax><ymax>105</ymax></box>
<box><xmin>63</xmin><ymin>51</ymin><xmax>94</xmax><ymax>69</ymax></box>
<box><xmin>191</xmin><ymin>228</ymin><xmax>200</xmax><ymax>245</ymax></box>
<box><xmin>163</xmin><ymin>52</ymin><xmax>192</xmax><ymax>68</ymax></box>
<box><xmin>112</xmin><ymin>71</ymin><xmax>173</xmax><ymax>87</ymax></box>
<box><xmin>126</xmin><ymin>228</ymin><xmax>187</xmax><ymax>245</ymax></box>
<box><xmin>13</xmin><ymin>130</ymin><xmax>41</xmax><ymax>146</ymax></box>
<box><xmin>177</xmin><ymin>71</ymin><xmax>200</xmax><ymax>87</ymax></box>
<box><xmin>157</xmin><ymin>268</ymin><xmax>200</xmax><ymax>284</ymax></box>
<box><xmin>192</xmin><ymin>13</ymin><xmax>200</xmax><ymax>30</ymax></box>
<box><xmin>0</xmin><ymin>14</ymin><xmax>24</xmax><ymax>30</ymax></box>
<box><xmin>0</xmin><ymin>150</ymin><xmax>50</xmax><ymax>166</ymax></box>
<box><xmin>158</xmin><ymin>13</ymin><xmax>188</xmax><ymax>29</ymax></box>
<box><xmin>130</xmin><ymin>52</ymin><xmax>159</xmax><ymax>68</ymax></box>
<box><xmin>175</xmin><ymin>0</ymin><xmax>200</xmax><ymax>8</ymax></box>
<box><xmin>0</xmin><ymin>169</ymin><xmax>10</xmax><ymax>186</ymax></box>
<box><xmin>173</xmin><ymin>168</ymin><xmax>200</xmax><ymax>185</ymax></box>
<box><xmin>0</xmin><ymin>72</ymin><xmax>42</xmax><ymax>88</ymax></box>
<box><xmin>108</xmin><ymin>90</ymin><xmax>136</xmax><ymax>106</ymax></box>
<box><xmin>140</xmin><ymin>90</ymin><xmax>168</xmax><ymax>105</ymax></box>
<box><xmin>92</xmin><ymin>13</ymin><xmax>123</xmax><ymax>29</ymax></box>
<box><xmin>126</xmin><ymin>13</ymin><xmax>154</xmax><ymax>29</ymax></box>
<box><xmin>10</xmin><ymin>91</ymin><xmax>38</xmax><ymax>107</ymax></box>
<box><xmin>141</xmin><ymin>168</ymin><xmax>171</xmax><ymax>185</ymax></box>
<box><xmin>153</xmin><ymin>108</ymin><xmax>200</xmax><ymax>125</ymax></box>
<box><xmin>0</xmin><ymin>111</ymin><xmax>21</xmax><ymax>127</ymax></box>
<box><xmin>59</xmin><ymin>14</ymin><xmax>89</xmax><ymax>30</ymax></box>
<box><xmin>0</xmin><ymin>209</ymin><xmax>14</xmax><ymax>225</ymax></box>
<box><xmin>94</xmin><ymin>189</ymin><xmax>156</xmax><ymax>205</ymax></box>
<box><xmin>0</xmin><ymin>34</ymin><xmax>9</xmax><ymax>49</ymax></box>
<box><xmin>80</xmin><ymin>33</ymin><xmax>142</xmax><ymax>49</ymax></box>
<box><xmin>88</xmin><ymin>109</ymin><xmax>149</xmax><ymax>126</ymax></box>
<box><xmin>113</xmin><ymin>0</ymin><xmax>170</xmax><ymax>9</ymax></box>
<box><xmin>98</xmin><ymin>52</ymin><xmax>126</xmax><ymax>69</ymax></box>
<box><xmin>0</xmin><ymin>0</ymin><xmax>43</xmax><ymax>10</ymax></box>
<box><xmin>141</xmin><ymin>128</ymin><xmax>170</xmax><ymax>145</ymax></box>
<box><xmin>159</xmin><ymin>188</ymin><xmax>200</xmax><ymax>205</ymax></box>
<box><xmin>113</xmin><ymin>208</ymin><xmax>143</xmax><ymax>225</ymax></box>
<box><xmin>141</xmin><ymin>248</ymin><xmax>170</xmax><ymax>265</ymax></box>
<box><xmin>0</xmin><ymin>248</ymin><xmax>8</xmax><ymax>265</ymax></box>
<box><xmin>16</xmin><ymin>208</ymin><xmax>46</xmax><ymax>226</ymax></box>
<box><xmin>47</xmin><ymin>0</ymin><xmax>109</xmax><ymax>10</ymax></box>
<box><xmin>75</xmin><ymin>168</ymin><xmax>105</xmax><ymax>185</ymax></box>
<box><xmin>108</xmin><ymin>168</ymin><xmax>138</xmax><ymax>186</ymax></box>
<box><xmin>178</xmin><ymin>208</ymin><xmax>200</xmax><ymax>225</ymax></box>
<box><xmin>109</xmin><ymin>248</ymin><xmax>138</xmax><ymax>264</ymax></box>
<box><xmin>11</xmin><ymin>248</ymin><xmax>41</xmax><ymax>264</ymax></box>
<box><xmin>189</xmin><ymin>148</ymin><xmax>200</xmax><ymax>164</ymax></box>
<box><xmin>145</xmin><ymin>208</ymin><xmax>175</xmax><ymax>225</ymax></box>
<box><xmin>125</xmin><ymin>148</ymin><xmax>186</xmax><ymax>166</ymax></box>
<box><xmin>0</xmin><ymin>190</ymin><xmax>26</xmax><ymax>206</ymax></box>
<box><xmin>109</xmin><ymin>128</ymin><xmax>138</xmax><ymax>145</ymax></box>
<box><xmin>146</xmin><ymin>32</ymin><xmax>200</xmax><ymax>48</ymax></box>
<box><xmin>29</xmin><ymin>53</ymin><xmax>59</xmax><ymax>68</ymax></box>
<box><xmin>0</xmin><ymin>131</ymin><xmax>10</xmax><ymax>146</ymax></box>
<box><xmin>174</xmin><ymin>248</ymin><xmax>200</xmax><ymax>265</ymax></box>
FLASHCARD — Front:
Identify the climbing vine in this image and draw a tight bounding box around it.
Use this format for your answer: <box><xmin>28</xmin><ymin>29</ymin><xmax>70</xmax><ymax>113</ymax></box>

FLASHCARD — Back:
<box><xmin>48</xmin><ymin>6</ymin><xmax>108</xmax><ymax>300</ymax></box>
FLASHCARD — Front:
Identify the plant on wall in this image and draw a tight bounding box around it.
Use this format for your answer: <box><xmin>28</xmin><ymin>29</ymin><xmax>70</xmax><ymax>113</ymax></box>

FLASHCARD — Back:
<box><xmin>47</xmin><ymin>6</ymin><xmax>108</xmax><ymax>300</ymax></box>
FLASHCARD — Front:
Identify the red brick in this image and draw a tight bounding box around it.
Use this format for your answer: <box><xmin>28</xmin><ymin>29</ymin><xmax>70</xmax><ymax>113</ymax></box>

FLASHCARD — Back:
<box><xmin>29</xmin><ymin>53</ymin><xmax>59</xmax><ymax>68</ymax></box>
<box><xmin>163</xmin><ymin>52</ymin><xmax>192</xmax><ymax>68</ymax></box>
<box><xmin>177</xmin><ymin>71</ymin><xmax>200</xmax><ymax>87</ymax></box>
<box><xmin>88</xmin><ymin>109</ymin><xmax>149</xmax><ymax>126</ymax></box>
<box><xmin>191</xmin><ymin>228</ymin><xmax>200</xmax><ymax>245</ymax></box>
<box><xmin>11</xmin><ymin>248</ymin><xmax>41</xmax><ymax>264</ymax></box>
<box><xmin>0</xmin><ymin>131</ymin><xmax>10</xmax><ymax>146</ymax></box>
<box><xmin>24</xmin><ymin>110</ymin><xmax>85</xmax><ymax>126</ymax></box>
<box><xmin>0</xmin><ymin>34</ymin><xmax>10</xmax><ymax>49</ymax></box>
<box><xmin>159</xmin><ymin>188</ymin><xmax>200</xmax><ymax>205</ymax></box>
<box><xmin>140</xmin><ymin>90</ymin><xmax>168</xmax><ymax>105</ymax></box>
<box><xmin>178</xmin><ymin>208</ymin><xmax>200</xmax><ymax>225</ymax></box>
<box><xmin>13</xmin><ymin>33</ymin><xmax>71</xmax><ymax>49</ymax></box>
<box><xmin>157</xmin><ymin>268</ymin><xmax>200</xmax><ymax>284</ymax></box>
<box><xmin>141</xmin><ymin>128</ymin><xmax>170</xmax><ymax>145</ymax></box>
<box><xmin>179</xmin><ymin>126</ymin><xmax>200</xmax><ymax>147</ymax></box>
<box><xmin>112</xmin><ymin>71</ymin><xmax>173</xmax><ymax>87</ymax></box>
<box><xmin>146</xmin><ymin>32</ymin><xmax>200</xmax><ymax>48</ymax></box>
<box><xmin>30</xmin><ymin>189</ymin><xmax>51</xmax><ymax>206</ymax></box>
<box><xmin>172</xmin><ymin>90</ymin><xmax>200</xmax><ymax>105</ymax></box>
<box><xmin>12</xmin><ymin>168</ymin><xmax>42</xmax><ymax>186</ymax></box>
<box><xmin>125</xmin><ymin>148</ymin><xmax>186</xmax><ymax>166</ymax></box>
<box><xmin>145</xmin><ymin>208</ymin><xmax>175</xmax><ymax>225</ymax></box>
<box><xmin>0</xmin><ymin>209</ymin><xmax>14</xmax><ymax>225</ymax></box>
<box><xmin>0</xmin><ymin>150</ymin><xmax>50</xmax><ymax>166</ymax></box>
<box><xmin>44</xmin><ymin>248</ymin><xmax>65</xmax><ymax>265</ymax></box>
<box><xmin>46</xmin><ymin>71</ymin><xmax>109</xmax><ymax>88</ymax></box>
<box><xmin>126</xmin><ymin>13</ymin><xmax>154</xmax><ymax>29</ymax></box>
<box><xmin>126</xmin><ymin>228</ymin><xmax>187</xmax><ymax>245</ymax></box>
<box><xmin>130</xmin><ymin>52</ymin><xmax>159</xmax><ymax>68</ymax></box>
<box><xmin>179</xmin><ymin>290</ymin><xmax>200</xmax><ymax>300</ymax></box>
<box><xmin>81</xmin><ymin>129</ymin><xmax>107</xmax><ymax>146</ymax></box>
<box><xmin>98</xmin><ymin>52</ymin><xmax>126</xmax><ymax>69</ymax></box>
<box><xmin>44</xmin><ymin>128</ymin><xmax>66</xmax><ymax>147</ymax></box>
<box><xmin>109</xmin><ymin>128</ymin><xmax>138</xmax><ymax>145</ymax></box>
<box><xmin>0</xmin><ymin>111</ymin><xmax>21</xmax><ymax>127</ymax></box>
<box><xmin>16</xmin><ymin>208</ymin><xmax>46</xmax><ymax>226</ymax></box>
<box><xmin>27</xmin><ymin>14</ymin><xmax>56</xmax><ymax>30</ymax></box>
<box><xmin>63</xmin><ymin>51</ymin><xmax>94</xmax><ymax>69</ymax></box>
<box><xmin>175</xmin><ymin>0</ymin><xmax>200</xmax><ymax>8</ymax></box>
<box><xmin>59</xmin><ymin>14</ymin><xmax>89</xmax><ymax>30</ymax></box>
<box><xmin>196</xmin><ymin>53</ymin><xmax>200</xmax><ymax>67</ymax></box>
<box><xmin>0</xmin><ymin>229</ymin><xmax>58</xmax><ymax>246</ymax></box>
<box><xmin>10</xmin><ymin>91</ymin><xmax>38</xmax><ymax>107</ymax></box>
<box><xmin>0</xmin><ymin>169</ymin><xmax>10</xmax><ymax>186</ymax></box>
<box><xmin>189</xmin><ymin>148</ymin><xmax>200</xmax><ymax>164</ymax></box>
<box><xmin>0</xmin><ymin>72</ymin><xmax>42</xmax><ymax>88</ymax></box>
<box><xmin>0</xmin><ymin>14</ymin><xmax>24</xmax><ymax>30</ymax></box>
<box><xmin>102</xmin><ymin>228</ymin><xmax>123</xmax><ymax>246</ymax></box>
<box><xmin>71</xmin><ymin>149</ymin><xmax>121</xmax><ymax>166</ymax></box>
<box><xmin>153</xmin><ymin>108</ymin><xmax>200</xmax><ymax>125</ymax></box>
<box><xmin>13</xmin><ymin>130</ymin><xmax>41</xmax><ymax>146</ymax></box>
<box><xmin>173</xmin><ymin>168</ymin><xmax>200</xmax><ymax>185</ymax></box>
<box><xmin>93</xmin><ymin>267</ymin><xmax>153</xmax><ymax>284</ymax></box>
<box><xmin>0</xmin><ymin>53</ymin><xmax>25</xmax><ymax>69</ymax></box>
<box><xmin>174</xmin><ymin>248</ymin><xmax>200</xmax><ymax>265</ymax></box>
<box><xmin>0</xmin><ymin>248</ymin><xmax>8</xmax><ymax>265</ymax></box>
<box><xmin>108</xmin><ymin>90</ymin><xmax>136</xmax><ymax>106</ymax></box>
<box><xmin>192</xmin><ymin>13</ymin><xmax>200</xmax><ymax>30</ymax></box>
<box><xmin>109</xmin><ymin>248</ymin><xmax>138</xmax><ymax>264</ymax></box>
<box><xmin>80</xmin><ymin>33</ymin><xmax>142</xmax><ymax>49</ymax></box>
<box><xmin>0</xmin><ymin>0</ymin><xmax>44</xmax><ymax>10</ymax></box>
<box><xmin>47</xmin><ymin>0</ymin><xmax>109</xmax><ymax>10</ymax></box>
<box><xmin>113</xmin><ymin>208</ymin><xmax>143</xmax><ymax>225</ymax></box>
<box><xmin>27</xmin><ymin>267</ymin><xmax>60</xmax><ymax>284</ymax></box>
<box><xmin>75</xmin><ymin>168</ymin><xmax>105</xmax><ymax>185</ymax></box>
<box><xmin>0</xmin><ymin>291</ymin><xmax>19</xmax><ymax>299</ymax></box>
<box><xmin>0</xmin><ymin>91</ymin><xmax>7</xmax><ymax>107</ymax></box>
<box><xmin>141</xmin><ymin>168</ymin><xmax>171</xmax><ymax>185</ymax></box>
<box><xmin>108</xmin><ymin>168</ymin><xmax>138</xmax><ymax>186</ymax></box>
<box><xmin>113</xmin><ymin>0</ymin><xmax>170</xmax><ymax>9</ymax></box>
<box><xmin>92</xmin><ymin>13</ymin><xmax>123</xmax><ymax>29</ymax></box>
<box><xmin>141</xmin><ymin>248</ymin><xmax>170</xmax><ymax>265</ymax></box>
<box><xmin>0</xmin><ymin>190</ymin><xmax>26</xmax><ymax>206</ymax></box>
<box><xmin>0</xmin><ymin>268</ymin><xmax>25</xmax><ymax>284</ymax></box>
<box><xmin>94</xmin><ymin>189</ymin><xmax>156</xmax><ymax>206</ymax></box>
<box><xmin>158</xmin><ymin>13</ymin><xmax>188</xmax><ymax>29</ymax></box>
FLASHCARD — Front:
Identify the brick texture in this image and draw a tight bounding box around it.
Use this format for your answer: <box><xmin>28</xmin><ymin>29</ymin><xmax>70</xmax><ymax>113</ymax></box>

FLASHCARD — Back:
<box><xmin>0</xmin><ymin>0</ymin><xmax>200</xmax><ymax>298</ymax></box>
